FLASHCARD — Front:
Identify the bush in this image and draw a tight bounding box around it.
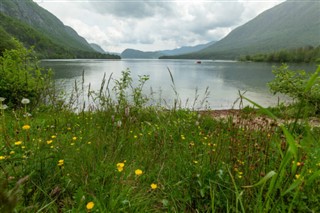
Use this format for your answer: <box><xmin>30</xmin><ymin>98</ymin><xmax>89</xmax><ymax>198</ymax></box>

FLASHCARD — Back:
<box><xmin>0</xmin><ymin>40</ymin><xmax>52</xmax><ymax>109</ymax></box>
<box><xmin>268</xmin><ymin>64</ymin><xmax>320</xmax><ymax>114</ymax></box>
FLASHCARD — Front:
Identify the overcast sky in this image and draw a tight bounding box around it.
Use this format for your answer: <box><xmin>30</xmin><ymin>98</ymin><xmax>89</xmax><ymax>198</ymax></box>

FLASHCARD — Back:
<box><xmin>35</xmin><ymin>0</ymin><xmax>285</xmax><ymax>53</ymax></box>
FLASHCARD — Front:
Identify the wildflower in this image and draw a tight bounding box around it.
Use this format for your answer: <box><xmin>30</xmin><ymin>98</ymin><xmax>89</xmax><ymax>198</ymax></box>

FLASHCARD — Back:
<box><xmin>15</xmin><ymin>141</ymin><xmax>22</xmax><ymax>146</ymax></box>
<box><xmin>151</xmin><ymin>183</ymin><xmax>157</xmax><ymax>190</ymax></box>
<box><xmin>134</xmin><ymin>135</ymin><xmax>138</xmax><ymax>139</ymax></box>
<box><xmin>117</xmin><ymin>163</ymin><xmax>125</xmax><ymax>172</ymax></box>
<box><xmin>116</xmin><ymin>120</ymin><xmax>122</xmax><ymax>128</ymax></box>
<box><xmin>296</xmin><ymin>162</ymin><xmax>304</xmax><ymax>166</ymax></box>
<box><xmin>57</xmin><ymin>159</ymin><xmax>64</xmax><ymax>167</ymax></box>
<box><xmin>21</xmin><ymin>98</ymin><xmax>30</xmax><ymax>105</ymax></box>
<box><xmin>10</xmin><ymin>151</ymin><xmax>15</xmax><ymax>155</ymax></box>
<box><xmin>0</xmin><ymin>104</ymin><xmax>8</xmax><ymax>110</ymax></box>
<box><xmin>86</xmin><ymin>201</ymin><xmax>94</xmax><ymax>210</ymax></box>
<box><xmin>193</xmin><ymin>160</ymin><xmax>198</xmax><ymax>164</ymax></box>
<box><xmin>72</xmin><ymin>137</ymin><xmax>77</xmax><ymax>140</ymax></box>
<box><xmin>47</xmin><ymin>140</ymin><xmax>53</xmax><ymax>144</ymax></box>
<box><xmin>51</xmin><ymin>135</ymin><xmax>57</xmax><ymax>139</ymax></box>
<box><xmin>181</xmin><ymin>135</ymin><xmax>185</xmax><ymax>140</ymax></box>
<box><xmin>125</xmin><ymin>106</ymin><xmax>130</xmax><ymax>117</ymax></box>
<box><xmin>22</xmin><ymin>125</ymin><xmax>31</xmax><ymax>130</ymax></box>
<box><xmin>87</xmin><ymin>142</ymin><xmax>91</xmax><ymax>145</ymax></box>
<box><xmin>0</xmin><ymin>156</ymin><xmax>5</xmax><ymax>160</ymax></box>
<box><xmin>135</xmin><ymin>169</ymin><xmax>143</xmax><ymax>176</ymax></box>
<box><xmin>295</xmin><ymin>174</ymin><xmax>300</xmax><ymax>179</ymax></box>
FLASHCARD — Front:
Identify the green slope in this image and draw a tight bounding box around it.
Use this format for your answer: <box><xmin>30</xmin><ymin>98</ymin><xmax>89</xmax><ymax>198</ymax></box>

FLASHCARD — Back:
<box><xmin>0</xmin><ymin>0</ymin><xmax>120</xmax><ymax>59</ymax></box>
<box><xmin>164</xmin><ymin>1</ymin><xmax>320</xmax><ymax>60</ymax></box>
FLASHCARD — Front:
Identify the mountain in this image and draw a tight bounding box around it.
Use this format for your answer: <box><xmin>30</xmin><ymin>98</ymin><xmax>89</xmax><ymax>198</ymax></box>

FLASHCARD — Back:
<box><xmin>121</xmin><ymin>49</ymin><xmax>163</xmax><ymax>59</ymax></box>
<box><xmin>121</xmin><ymin>41</ymin><xmax>215</xmax><ymax>59</ymax></box>
<box><xmin>90</xmin><ymin>43</ymin><xmax>106</xmax><ymax>54</ymax></box>
<box><xmin>162</xmin><ymin>1</ymin><xmax>320</xmax><ymax>60</ymax></box>
<box><xmin>0</xmin><ymin>0</ymin><xmax>119</xmax><ymax>59</ymax></box>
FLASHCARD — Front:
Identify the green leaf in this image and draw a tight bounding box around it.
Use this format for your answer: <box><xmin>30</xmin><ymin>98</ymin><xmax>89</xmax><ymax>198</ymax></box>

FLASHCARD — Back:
<box><xmin>242</xmin><ymin>171</ymin><xmax>277</xmax><ymax>188</ymax></box>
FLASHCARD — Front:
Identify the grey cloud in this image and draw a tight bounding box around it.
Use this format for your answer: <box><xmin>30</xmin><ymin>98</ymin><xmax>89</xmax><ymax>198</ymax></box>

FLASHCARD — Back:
<box><xmin>88</xmin><ymin>1</ymin><xmax>174</xmax><ymax>19</ymax></box>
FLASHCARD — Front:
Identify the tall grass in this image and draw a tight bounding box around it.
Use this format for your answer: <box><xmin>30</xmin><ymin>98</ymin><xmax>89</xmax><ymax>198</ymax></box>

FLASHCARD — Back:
<box><xmin>0</xmin><ymin>69</ymin><xmax>319</xmax><ymax>212</ymax></box>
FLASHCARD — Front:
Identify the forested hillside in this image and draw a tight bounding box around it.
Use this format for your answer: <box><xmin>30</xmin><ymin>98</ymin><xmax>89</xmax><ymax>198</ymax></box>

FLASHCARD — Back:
<box><xmin>0</xmin><ymin>0</ymin><xmax>119</xmax><ymax>59</ymax></box>
<box><xmin>162</xmin><ymin>1</ymin><xmax>320</xmax><ymax>60</ymax></box>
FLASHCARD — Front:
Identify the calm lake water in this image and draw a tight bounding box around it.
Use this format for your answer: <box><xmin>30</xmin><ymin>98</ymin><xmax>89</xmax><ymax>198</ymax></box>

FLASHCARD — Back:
<box><xmin>40</xmin><ymin>59</ymin><xmax>316</xmax><ymax>110</ymax></box>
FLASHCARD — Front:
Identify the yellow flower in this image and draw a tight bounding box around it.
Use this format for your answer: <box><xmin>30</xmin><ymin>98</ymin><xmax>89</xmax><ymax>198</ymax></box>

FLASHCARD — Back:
<box><xmin>47</xmin><ymin>140</ymin><xmax>53</xmax><ymax>144</ymax></box>
<box><xmin>15</xmin><ymin>141</ymin><xmax>22</xmax><ymax>146</ymax></box>
<box><xmin>51</xmin><ymin>135</ymin><xmax>57</xmax><ymax>139</ymax></box>
<box><xmin>0</xmin><ymin>156</ymin><xmax>5</xmax><ymax>160</ymax></box>
<box><xmin>22</xmin><ymin>125</ymin><xmax>30</xmax><ymax>130</ymax></box>
<box><xmin>58</xmin><ymin>159</ymin><xmax>64</xmax><ymax>167</ymax></box>
<box><xmin>72</xmin><ymin>137</ymin><xmax>77</xmax><ymax>140</ymax></box>
<box><xmin>295</xmin><ymin>174</ymin><xmax>300</xmax><ymax>179</ymax></box>
<box><xmin>151</xmin><ymin>183</ymin><xmax>157</xmax><ymax>190</ymax></box>
<box><xmin>117</xmin><ymin>163</ymin><xmax>125</xmax><ymax>172</ymax></box>
<box><xmin>86</xmin><ymin>201</ymin><xmax>94</xmax><ymax>210</ymax></box>
<box><xmin>10</xmin><ymin>151</ymin><xmax>15</xmax><ymax>155</ymax></box>
<box><xmin>135</xmin><ymin>169</ymin><xmax>143</xmax><ymax>176</ymax></box>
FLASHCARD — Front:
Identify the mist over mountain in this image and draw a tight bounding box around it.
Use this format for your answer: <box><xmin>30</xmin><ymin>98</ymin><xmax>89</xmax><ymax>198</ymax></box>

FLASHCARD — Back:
<box><xmin>0</xmin><ymin>0</ymin><xmax>119</xmax><ymax>59</ymax></box>
<box><xmin>162</xmin><ymin>1</ymin><xmax>320</xmax><ymax>60</ymax></box>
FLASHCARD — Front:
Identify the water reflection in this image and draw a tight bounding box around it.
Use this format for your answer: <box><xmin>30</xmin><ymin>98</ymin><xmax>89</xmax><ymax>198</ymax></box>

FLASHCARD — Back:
<box><xmin>40</xmin><ymin>59</ymin><xmax>316</xmax><ymax>109</ymax></box>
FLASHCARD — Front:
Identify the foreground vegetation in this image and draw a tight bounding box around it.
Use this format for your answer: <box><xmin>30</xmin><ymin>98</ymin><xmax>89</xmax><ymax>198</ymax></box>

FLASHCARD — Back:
<box><xmin>0</xmin><ymin>45</ymin><xmax>320</xmax><ymax>212</ymax></box>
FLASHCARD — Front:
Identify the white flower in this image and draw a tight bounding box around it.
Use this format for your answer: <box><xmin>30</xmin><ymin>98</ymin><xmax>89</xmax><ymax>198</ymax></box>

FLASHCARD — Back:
<box><xmin>116</xmin><ymin>120</ymin><xmax>122</xmax><ymax>128</ymax></box>
<box><xmin>21</xmin><ymin>98</ymin><xmax>30</xmax><ymax>105</ymax></box>
<box><xmin>0</xmin><ymin>97</ymin><xmax>5</xmax><ymax>102</ymax></box>
<box><xmin>0</xmin><ymin>104</ymin><xmax>8</xmax><ymax>110</ymax></box>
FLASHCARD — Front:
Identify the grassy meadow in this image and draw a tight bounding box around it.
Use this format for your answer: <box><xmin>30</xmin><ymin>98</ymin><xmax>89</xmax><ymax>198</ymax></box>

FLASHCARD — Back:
<box><xmin>1</xmin><ymin>69</ymin><xmax>320</xmax><ymax>213</ymax></box>
<box><xmin>0</xmin><ymin>44</ymin><xmax>320</xmax><ymax>212</ymax></box>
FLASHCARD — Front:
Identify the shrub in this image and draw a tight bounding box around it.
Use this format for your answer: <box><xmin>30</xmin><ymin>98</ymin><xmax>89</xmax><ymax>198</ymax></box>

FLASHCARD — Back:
<box><xmin>268</xmin><ymin>64</ymin><xmax>320</xmax><ymax>114</ymax></box>
<box><xmin>0</xmin><ymin>40</ymin><xmax>52</xmax><ymax>109</ymax></box>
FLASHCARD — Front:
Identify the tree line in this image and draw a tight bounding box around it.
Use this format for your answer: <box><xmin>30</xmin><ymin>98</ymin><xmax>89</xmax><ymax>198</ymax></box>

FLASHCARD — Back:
<box><xmin>238</xmin><ymin>46</ymin><xmax>320</xmax><ymax>63</ymax></box>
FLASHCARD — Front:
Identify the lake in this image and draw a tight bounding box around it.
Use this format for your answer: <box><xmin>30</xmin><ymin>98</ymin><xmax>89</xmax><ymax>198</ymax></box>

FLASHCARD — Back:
<box><xmin>40</xmin><ymin>59</ymin><xmax>316</xmax><ymax>110</ymax></box>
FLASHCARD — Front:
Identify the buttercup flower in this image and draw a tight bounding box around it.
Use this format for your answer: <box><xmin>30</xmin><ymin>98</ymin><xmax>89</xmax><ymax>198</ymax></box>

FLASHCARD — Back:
<box><xmin>15</xmin><ymin>141</ymin><xmax>22</xmax><ymax>146</ymax></box>
<box><xmin>0</xmin><ymin>156</ymin><xmax>5</xmax><ymax>160</ymax></box>
<box><xmin>72</xmin><ymin>137</ymin><xmax>77</xmax><ymax>141</ymax></box>
<box><xmin>22</xmin><ymin>125</ymin><xmax>31</xmax><ymax>130</ymax></box>
<box><xmin>58</xmin><ymin>159</ymin><xmax>64</xmax><ymax>167</ymax></box>
<box><xmin>117</xmin><ymin>162</ymin><xmax>125</xmax><ymax>172</ymax></box>
<box><xmin>135</xmin><ymin>169</ymin><xmax>143</xmax><ymax>176</ymax></box>
<box><xmin>47</xmin><ymin>140</ymin><xmax>53</xmax><ymax>144</ymax></box>
<box><xmin>21</xmin><ymin>98</ymin><xmax>30</xmax><ymax>105</ymax></box>
<box><xmin>151</xmin><ymin>183</ymin><xmax>157</xmax><ymax>190</ymax></box>
<box><xmin>86</xmin><ymin>201</ymin><xmax>94</xmax><ymax>210</ymax></box>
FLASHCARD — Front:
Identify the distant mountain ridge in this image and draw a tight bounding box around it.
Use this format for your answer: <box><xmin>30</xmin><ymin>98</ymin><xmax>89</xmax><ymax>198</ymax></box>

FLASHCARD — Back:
<box><xmin>0</xmin><ymin>0</ymin><xmax>119</xmax><ymax>59</ymax></box>
<box><xmin>121</xmin><ymin>41</ymin><xmax>215</xmax><ymax>59</ymax></box>
<box><xmin>163</xmin><ymin>1</ymin><xmax>320</xmax><ymax>60</ymax></box>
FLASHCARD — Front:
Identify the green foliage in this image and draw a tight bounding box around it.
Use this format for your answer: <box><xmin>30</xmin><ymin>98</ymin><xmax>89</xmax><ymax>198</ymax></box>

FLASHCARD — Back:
<box><xmin>0</xmin><ymin>41</ymin><xmax>52</xmax><ymax>108</ymax></box>
<box><xmin>268</xmin><ymin>64</ymin><xmax>320</xmax><ymax>114</ymax></box>
<box><xmin>1</xmin><ymin>68</ymin><xmax>320</xmax><ymax>212</ymax></box>
<box><xmin>239</xmin><ymin>46</ymin><xmax>320</xmax><ymax>63</ymax></box>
